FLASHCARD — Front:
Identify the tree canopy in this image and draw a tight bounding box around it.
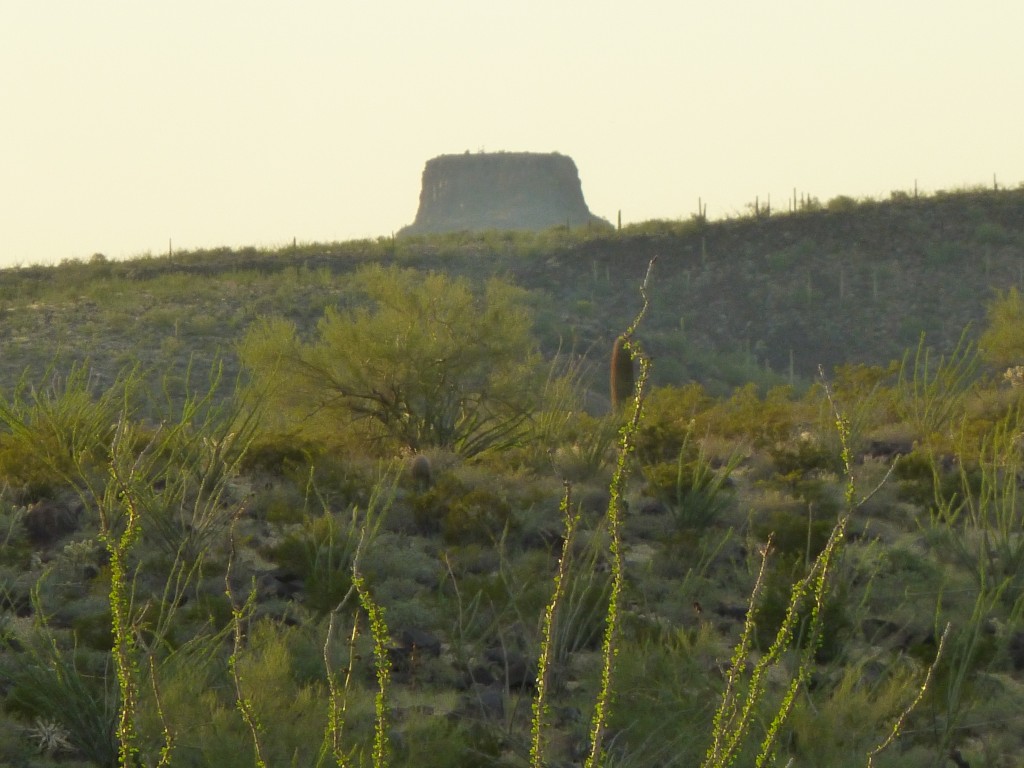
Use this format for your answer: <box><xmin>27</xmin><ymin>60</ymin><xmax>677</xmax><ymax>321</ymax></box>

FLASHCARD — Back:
<box><xmin>979</xmin><ymin>286</ymin><xmax>1024</xmax><ymax>369</ymax></box>
<box><xmin>239</xmin><ymin>265</ymin><xmax>544</xmax><ymax>457</ymax></box>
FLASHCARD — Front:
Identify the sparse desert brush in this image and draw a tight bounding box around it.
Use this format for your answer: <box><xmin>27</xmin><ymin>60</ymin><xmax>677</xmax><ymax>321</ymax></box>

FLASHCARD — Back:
<box><xmin>7</xmin><ymin>243</ymin><xmax>1024</xmax><ymax>765</ymax></box>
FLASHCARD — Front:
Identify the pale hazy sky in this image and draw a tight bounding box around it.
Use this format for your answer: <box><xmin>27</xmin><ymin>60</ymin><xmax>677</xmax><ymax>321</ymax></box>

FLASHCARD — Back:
<box><xmin>2</xmin><ymin>1</ymin><xmax>1022</xmax><ymax>267</ymax></box>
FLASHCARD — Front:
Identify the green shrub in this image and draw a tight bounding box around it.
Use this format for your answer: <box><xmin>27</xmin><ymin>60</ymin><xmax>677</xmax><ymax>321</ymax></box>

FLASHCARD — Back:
<box><xmin>548</xmin><ymin>411</ymin><xmax>620</xmax><ymax>481</ymax></box>
<box><xmin>634</xmin><ymin>383</ymin><xmax>713</xmax><ymax>463</ymax></box>
<box><xmin>641</xmin><ymin>429</ymin><xmax>741</xmax><ymax>530</ymax></box>
<box><xmin>0</xmin><ymin>363</ymin><xmax>126</xmax><ymax>503</ymax></box>
<box><xmin>412</xmin><ymin>474</ymin><xmax>516</xmax><ymax>546</ymax></box>
<box><xmin>239</xmin><ymin>265</ymin><xmax>546</xmax><ymax>457</ymax></box>
<box><xmin>769</xmin><ymin>437</ymin><xmax>841</xmax><ymax>479</ymax></box>
<box><xmin>710</xmin><ymin>383</ymin><xmax>798</xmax><ymax>450</ymax></box>
<box><xmin>238</xmin><ymin>433</ymin><xmax>318</xmax><ymax>476</ymax></box>
<box><xmin>602</xmin><ymin>633</ymin><xmax>720</xmax><ymax>766</ymax></box>
<box><xmin>2</xmin><ymin>643</ymin><xmax>118</xmax><ymax>767</ymax></box>
<box><xmin>253</xmin><ymin>485</ymin><xmax>307</xmax><ymax>525</ymax></box>
<box><xmin>264</xmin><ymin>511</ymin><xmax>363</xmax><ymax>615</ymax></box>
<box><xmin>752</xmin><ymin>507</ymin><xmax>834</xmax><ymax>562</ymax></box>
<box><xmin>893</xmin><ymin>450</ymin><xmax>976</xmax><ymax>510</ymax></box>
<box><xmin>751</xmin><ymin>559</ymin><xmax>852</xmax><ymax>663</ymax></box>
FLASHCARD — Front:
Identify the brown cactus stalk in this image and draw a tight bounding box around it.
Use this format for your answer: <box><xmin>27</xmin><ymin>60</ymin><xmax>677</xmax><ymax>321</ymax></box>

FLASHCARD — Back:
<box><xmin>610</xmin><ymin>334</ymin><xmax>635</xmax><ymax>412</ymax></box>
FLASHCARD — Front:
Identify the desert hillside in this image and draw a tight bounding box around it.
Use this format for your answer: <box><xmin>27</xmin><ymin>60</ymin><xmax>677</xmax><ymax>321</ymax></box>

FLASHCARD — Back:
<box><xmin>0</xmin><ymin>185</ymin><xmax>1023</xmax><ymax>767</ymax></box>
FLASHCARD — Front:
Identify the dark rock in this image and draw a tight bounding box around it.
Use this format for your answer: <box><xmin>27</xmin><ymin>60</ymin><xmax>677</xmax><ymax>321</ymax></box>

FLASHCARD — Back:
<box><xmin>399</xmin><ymin>152</ymin><xmax>612</xmax><ymax>236</ymax></box>
<box><xmin>484</xmin><ymin>644</ymin><xmax>535</xmax><ymax>691</ymax></box>
<box><xmin>395</xmin><ymin>627</ymin><xmax>442</xmax><ymax>658</ymax></box>
<box><xmin>460</xmin><ymin>684</ymin><xmax>505</xmax><ymax>720</ymax></box>
<box><xmin>577</xmin><ymin>488</ymin><xmax>611</xmax><ymax>516</ymax></box>
<box><xmin>459</xmin><ymin>663</ymin><xmax>498</xmax><ymax>689</ymax></box>
<box><xmin>1008</xmin><ymin>630</ymin><xmax>1024</xmax><ymax>671</ymax></box>
<box><xmin>714</xmin><ymin>604</ymin><xmax>749</xmax><ymax>622</ymax></box>
<box><xmin>861</xmin><ymin>439</ymin><xmax>914</xmax><ymax>462</ymax></box>
<box><xmin>519</xmin><ymin>524</ymin><xmax>564</xmax><ymax>552</ymax></box>
<box><xmin>0</xmin><ymin>590</ymin><xmax>31</xmax><ymax>618</ymax></box>
<box><xmin>388</xmin><ymin>627</ymin><xmax>443</xmax><ymax>676</ymax></box>
<box><xmin>23</xmin><ymin>499</ymin><xmax>81</xmax><ymax>548</ymax></box>
<box><xmin>259</xmin><ymin>569</ymin><xmax>304</xmax><ymax>600</ymax></box>
<box><xmin>638</xmin><ymin>499</ymin><xmax>669</xmax><ymax>516</ymax></box>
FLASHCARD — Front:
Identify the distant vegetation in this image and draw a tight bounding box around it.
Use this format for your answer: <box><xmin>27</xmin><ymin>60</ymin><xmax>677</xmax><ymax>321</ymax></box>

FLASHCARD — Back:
<box><xmin>2</xmin><ymin>184</ymin><xmax>1022</xmax><ymax>400</ymax></box>
<box><xmin>0</xmin><ymin>185</ymin><xmax>1023</xmax><ymax>766</ymax></box>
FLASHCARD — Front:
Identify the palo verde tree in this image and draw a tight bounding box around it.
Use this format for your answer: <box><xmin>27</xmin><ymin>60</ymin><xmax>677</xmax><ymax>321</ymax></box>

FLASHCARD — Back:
<box><xmin>240</xmin><ymin>264</ymin><xmax>544</xmax><ymax>457</ymax></box>
<box><xmin>979</xmin><ymin>286</ymin><xmax>1024</xmax><ymax>370</ymax></box>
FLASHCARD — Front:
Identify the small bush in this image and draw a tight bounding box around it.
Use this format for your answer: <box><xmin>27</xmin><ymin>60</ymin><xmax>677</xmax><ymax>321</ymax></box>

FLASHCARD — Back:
<box><xmin>752</xmin><ymin>507</ymin><xmax>834</xmax><ymax>562</ymax></box>
<box><xmin>751</xmin><ymin>559</ymin><xmax>852</xmax><ymax>662</ymax></box>
<box><xmin>641</xmin><ymin>430</ymin><xmax>741</xmax><ymax>530</ymax></box>
<box><xmin>238</xmin><ymin>433</ymin><xmax>317</xmax><ymax>476</ymax></box>
<box><xmin>2</xmin><ymin>644</ymin><xmax>118</xmax><ymax>767</ymax></box>
<box><xmin>412</xmin><ymin>474</ymin><xmax>516</xmax><ymax>546</ymax></box>
<box><xmin>264</xmin><ymin>511</ymin><xmax>362</xmax><ymax>615</ymax></box>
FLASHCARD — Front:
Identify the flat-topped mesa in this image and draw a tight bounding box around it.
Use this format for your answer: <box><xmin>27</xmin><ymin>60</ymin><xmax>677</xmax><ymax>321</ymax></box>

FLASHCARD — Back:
<box><xmin>398</xmin><ymin>151</ymin><xmax>612</xmax><ymax>236</ymax></box>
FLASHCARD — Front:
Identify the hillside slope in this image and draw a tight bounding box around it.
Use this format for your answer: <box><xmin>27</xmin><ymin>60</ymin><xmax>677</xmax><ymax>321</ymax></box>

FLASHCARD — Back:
<box><xmin>1</xmin><ymin>186</ymin><xmax>1022</xmax><ymax>395</ymax></box>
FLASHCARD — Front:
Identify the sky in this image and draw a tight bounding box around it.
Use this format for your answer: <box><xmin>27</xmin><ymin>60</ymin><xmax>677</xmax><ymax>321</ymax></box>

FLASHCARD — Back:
<box><xmin>2</xmin><ymin>1</ymin><xmax>1022</xmax><ymax>267</ymax></box>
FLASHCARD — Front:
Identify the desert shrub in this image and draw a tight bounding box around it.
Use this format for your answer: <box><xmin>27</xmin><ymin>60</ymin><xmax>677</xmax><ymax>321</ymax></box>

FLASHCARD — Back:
<box><xmin>751</xmin><ymin>558</ymin><xmax>852</xmax><ymax>663</ymax></box>
<box><xmin>0</xmin><ymin>439</ymin><xmax>65</xmax><ymax>501</ymax></box>
<box><xmin>1</xmin><ymin>642</ymin><xmax>118</xmax><ymax>767</ymax></box>
<box><xmin>827</xmin><ymin>194</ymin><xmax>859</xmax><ymax>212</ymax></box>
<box><xmin>787</xmin><ymin>663</ymin><xmax>932</xmax><ymax>767</ymax></box>
<box><xmin>893</xmin><ymin>449</ymin><xmax>977</xmax><ymax>510</ymax></box>
<box><xmin>264</xmin><ymin>510</ymin><xmax>364</xmax><ymax>616</ymax></box>
<box><xmin>411</xmin><ymin>473</ymin><xmax>464</xmax><ymax>536</ymax></box>
<box><xmin>815</xmin><ymin>361</ymin><xmax>900</xmax><ymax>454</ymax></box>
<box><xmin>641</xmin><ymin>430</ymin><xmax>741</xmax><ymax>530</ymax></box>
<box><xmin>552</xmin><ymin>525</ymin><xmax>614</xmax><ymax>665</ymax></box>
<box><xmin>895</xmin><ymin>330</ymin><xmax>979</xmax><ymax>445</ymax></box>
<box><xmin>709</xmin><ymin>383</ymin><xmax>798</xmax><ymax>450</ymax></box>
<box><xmin>441</xmin><ymin>485</ymin><xmax>516</xmax><ymax>546</ymax></box>
<box><xmin>752</xmin><ymin>507</ymin><xmax>835</xmax><ymax>562</ymax></box>
<box><xmin>927</xmin><ymin>407</ymin><xmax>1024</xmax><ymax>600</ymax></box>
<box><xmin>634</xmin><ymin>383</ymin><xmax>713</xmax><ymax>463</ymax></box>
<box><xmin>177</xmin><ymin>590</ymin><xmax>235</xmax><ymax>633</ymax></box>
<box><xmin>250</xmin><ymin>483</ymin><xmax>307</xmax><ymax>525</ymax></box>
<box><xmin>601</xmin><ymin>632</ymin><xmax>722</xmax><ymax>767</ymax></box>
<box><xmin>769</xmin><ymin>433</ymin><xmax>842</xmax><ymax>479</ymax></box>
<box><xmin>439</xmin><ymin>547</ymin><xmax>552</xmax><ymax>676</ymax></box>
<box><xmin>239</xmin><ymin>264</ymin><xmax>548</xmax><ymax>457</ymax></box>
<box><xmin>547</xmin><ymin>411</ymin><xmax>620</xmax><ymax>481</ymax></box>
<box><xmin>412</xmin><ymin>473</ymin><xmax>516</xmax><ymax>546</ymax></box>
<box><xmin>139</xmin><ymin>620</ymin><xmax>345</xmax><ymax>768</ymax></box>
<box><xmin>238</xmin><ymin>432</ymin><xmax>318</xmax><ymax>476</ymax></box>
<box><xmin>0</xmin><ymin>363</ymin><xmax>127</xmax><ymax>502</ymax></box>
<box><xmin>305</xmin><ymin>453</ymin><xmax>376</xmax><ymax>511</ymax></box>
<box><xmin>979</xmin><ymin>286</ymin><xmax>1024</xmax><ymax>368</ymax></box>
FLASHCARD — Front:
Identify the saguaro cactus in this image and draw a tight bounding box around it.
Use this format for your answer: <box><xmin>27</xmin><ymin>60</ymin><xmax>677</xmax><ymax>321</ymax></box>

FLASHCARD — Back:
<box><xmin>610</xmin><ymin>334</ymin><xmax>635</xmax><ymax>412</ymax></box>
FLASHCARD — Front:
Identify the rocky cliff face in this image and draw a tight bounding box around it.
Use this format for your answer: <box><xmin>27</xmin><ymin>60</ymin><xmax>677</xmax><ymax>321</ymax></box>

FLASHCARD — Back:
<box><xmin>399</xmin><ymin>152</ymin><xmax>611</xmax><ymax>236</ymax></box>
